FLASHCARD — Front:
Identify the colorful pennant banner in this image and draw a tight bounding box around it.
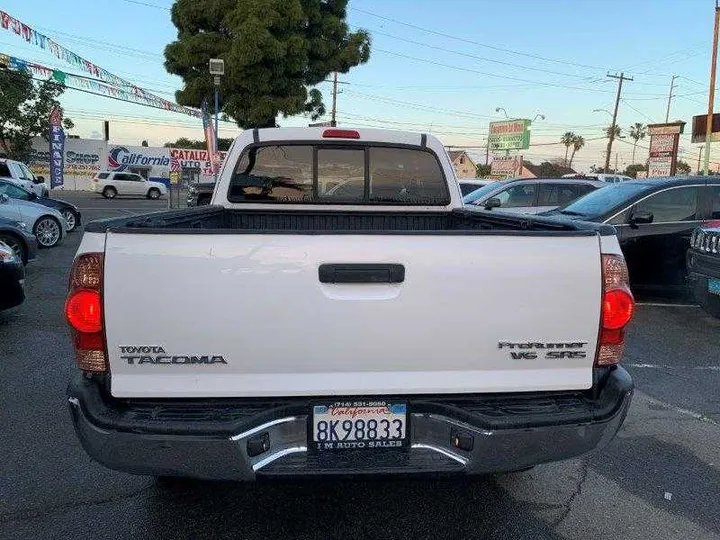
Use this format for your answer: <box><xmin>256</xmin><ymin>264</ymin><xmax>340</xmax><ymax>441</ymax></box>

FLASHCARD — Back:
<box><xmin>1</xmin><ymin>52</ymin><xmax>200</xmax><ymax>119</ymax></box>
<box><xmin>0</xmin><ymin>10</ymin><xmax>201</xmax><ymax>118</ymax></box>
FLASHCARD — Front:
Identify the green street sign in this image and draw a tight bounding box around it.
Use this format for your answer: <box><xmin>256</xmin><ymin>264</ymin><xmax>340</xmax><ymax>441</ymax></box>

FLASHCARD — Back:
<box><xmin>488</xmin><ymin>119</ymin><xmax>531</xmax><ymax>151</ymax></box>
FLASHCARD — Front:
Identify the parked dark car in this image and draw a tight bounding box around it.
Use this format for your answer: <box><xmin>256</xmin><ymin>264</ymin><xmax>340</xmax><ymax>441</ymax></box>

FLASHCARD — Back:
<box><xmin>543</xmin><ymin>176</ymin><xmax>720</xmax><ymax>295</ymax></box>
<box><xmin>187</xmin><ymin>182</ymin><xmax>215</xmax><ymax>206</ymax></box>
<box><xmin>0</xmin><ymin>217</ymin><xmax>38</xmax><ymax>265</ymax></box>
<box><xmin>0</xmin><ymin>179</ymin><xmax>81</xmax><ymax>232</ymax></box>
<box><xmin>688</xmin><ymin>222</ymin><xmax>720</xmax><ymax>318</ymax></box>
<box><xmin>0</xmin><ymin>240</ymin><xmax>25</xmax><ymax>310</ymax></box>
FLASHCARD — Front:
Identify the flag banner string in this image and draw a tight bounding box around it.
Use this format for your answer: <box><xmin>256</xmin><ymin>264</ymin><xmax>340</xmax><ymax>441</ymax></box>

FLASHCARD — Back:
<box><xmin>0</xmin><ymin>10</ymin><xmax>201</xmax><ymax>118</ymax></box>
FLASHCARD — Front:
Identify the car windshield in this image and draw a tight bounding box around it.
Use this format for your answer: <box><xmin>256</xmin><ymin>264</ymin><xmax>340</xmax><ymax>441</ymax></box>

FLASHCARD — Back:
<box><xmin>18</xmin><ymin>163</ymin><xmax>35</xmax><ymax>181</ymax></box>
<box><xmin>558</xmin><ymin>182</ymin><xmax>650</xmax><ymax>217</ymax></box>
<box><xmin>462</xmin><ymin>181</ymin><xmax>506</xmax><ymax>204</ymax></box>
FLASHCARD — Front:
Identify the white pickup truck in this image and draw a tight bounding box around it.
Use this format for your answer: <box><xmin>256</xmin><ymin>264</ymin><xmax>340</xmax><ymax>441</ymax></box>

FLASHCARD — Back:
<box><xmin>66</xmin><ymin>127</ymin><xmax>634</xmax><ymax>480</ymax></box>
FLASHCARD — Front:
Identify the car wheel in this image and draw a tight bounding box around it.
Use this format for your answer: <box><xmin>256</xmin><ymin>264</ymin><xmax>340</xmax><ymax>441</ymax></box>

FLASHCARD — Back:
<box><xmin>61</xmin><ymin>210</ymin><xmax>77</xmax><ymax>232</ymax></box>
<box><xmin>102</xmin><ymin>186</ymin><xmax>117</xmax><ymax>199</ymax></box>
<box><xmin>147</xmin><ymin>188</ymin><xmax>161</xmax><ymax>200</ymax></box>
<box><xmin>33</xmin><ymin>216</ymin><xmax>62</xmax><ymax>248</ymax></box>
<box><xmin>0</xmin><ymin>234</ymin><xmax>26</xmax><ymax>265</ymax></box>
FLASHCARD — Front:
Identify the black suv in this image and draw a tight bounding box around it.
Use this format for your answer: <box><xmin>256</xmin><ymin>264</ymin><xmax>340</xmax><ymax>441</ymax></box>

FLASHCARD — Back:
<box><xmin>688</xmin><ymin>223</ymin><xmax>720</xmax><ymax>318</ymax></box>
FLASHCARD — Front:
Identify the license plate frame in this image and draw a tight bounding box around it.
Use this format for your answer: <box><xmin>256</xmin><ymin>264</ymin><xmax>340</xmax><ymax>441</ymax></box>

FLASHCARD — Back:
<box><xmin>709</xmin><ymin>278</ymin><xmax>720</xmax><ymax>296</ymax></box>
<box><xmin>310</xmin><ymin>400</ymin><xmax>409</xmax><ymax>451</ymax></box>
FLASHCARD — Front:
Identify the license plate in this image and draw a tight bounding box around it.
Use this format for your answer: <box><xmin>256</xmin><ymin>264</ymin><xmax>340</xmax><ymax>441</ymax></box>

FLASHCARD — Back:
<box><xmin>709</xmin><ymin>278</ymin><xmax>720</xmax><ymax>296</ymax></box>
<box><xmin>312</xmin><ymin>400</ymin><xmax>407</xmax><ymax>450</ymax></box>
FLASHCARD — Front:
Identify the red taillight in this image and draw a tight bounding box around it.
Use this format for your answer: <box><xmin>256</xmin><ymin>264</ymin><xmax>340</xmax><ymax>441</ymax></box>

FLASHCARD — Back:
<box><xmin>322</xmin><ymin>129</ymin><xmax>360</xmax><ymax>139</ymax></box>
<box><xmin>602</xmin><ymin>289</ymin><xmax>635</xmax><ymax>330</ymax></box>
<box><xmin>596</xmin><ymin>254</ymin><xmax>635</xmax><ymax>366</ymax></box>
<box><xmin>66</xmin><ymin>252</ymin><xmax>107</xmax><ymax>372</ymax></box>
<box><xmin>65</xmin><ymin>290</ymin><xmax>102</xmax><ymax>333</ymax></box>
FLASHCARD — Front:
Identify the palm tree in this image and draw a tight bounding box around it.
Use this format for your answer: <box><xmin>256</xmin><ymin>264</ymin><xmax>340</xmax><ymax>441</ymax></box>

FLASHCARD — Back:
<box><xmin>568</xmin><ymin>135</ymin><xmax>585</xmax><ymax>169</ymax></box>
<box><xmin>605</xmin><ymin>125</ymin><xmax>622</xmax><ymax>139</ymax></box>
<box><xmin>560</xmin><ymin>131</ymin><xmax>575</xmax><ymax>166</ymax></box>
<box><xmin>628</xmin><ymin>122</ymin><xmax>647</xmax><ymax>164</ymax></box>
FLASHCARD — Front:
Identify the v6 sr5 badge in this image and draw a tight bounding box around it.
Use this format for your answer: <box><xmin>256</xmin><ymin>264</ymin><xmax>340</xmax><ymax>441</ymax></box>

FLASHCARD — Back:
<box><xmin>498</xmin><ymin>341</ymin><xmax>588</xmax><ymax>360</ymax></box>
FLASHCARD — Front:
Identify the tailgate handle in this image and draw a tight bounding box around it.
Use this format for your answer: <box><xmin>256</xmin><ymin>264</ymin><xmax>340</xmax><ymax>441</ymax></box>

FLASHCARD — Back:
<box><xmin>319</xmin><ymin>263</ymin><xmax>405</xmax><ymax>284</ymax></box>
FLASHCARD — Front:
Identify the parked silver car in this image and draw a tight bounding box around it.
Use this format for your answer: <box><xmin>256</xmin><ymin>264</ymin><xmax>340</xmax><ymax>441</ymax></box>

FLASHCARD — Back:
<box><xmin>463</xmin><ymin>178</ymin><xmax>606</xmax><ymax>214</ymax></box>
<box><xmin>0</xmin><ymin>189</ymin><xmax>66</xmax><ymax>248</ymax></box>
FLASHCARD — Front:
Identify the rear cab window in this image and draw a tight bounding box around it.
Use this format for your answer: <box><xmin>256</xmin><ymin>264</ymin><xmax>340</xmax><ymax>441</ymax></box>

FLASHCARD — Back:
<box><xmin>227</xmin><ymin>144</ymin><xmax>450</xmax><ymax>205</ymax></box>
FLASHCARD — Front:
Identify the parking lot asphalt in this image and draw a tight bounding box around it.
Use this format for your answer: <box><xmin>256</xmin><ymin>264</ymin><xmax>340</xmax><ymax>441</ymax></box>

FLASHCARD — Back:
<box><xmin>1</xmin><ymin>192</ymin><xmax>719</xmax><ymax>540</ymax></box>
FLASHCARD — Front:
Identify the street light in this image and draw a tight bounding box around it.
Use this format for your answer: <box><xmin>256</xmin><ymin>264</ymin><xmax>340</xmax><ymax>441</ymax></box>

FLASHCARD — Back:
<box><xmin>209</xmin><ymin>58</ymin><xmax>225</xmax><ymax>152</ymax></box>
<box><xmin>593</xmin><ymin>108</ymin><xmax>613</xmax><ymax>117</ymax></box>
<box><xmin>495</xmin><ymin>107</ymin><xmax>509</xmax><ymax>119</ymax></box>
<box><xmin>532</xmin><ymin>114</ymin><xmax>545</xmax><ymax>122</ymax></box>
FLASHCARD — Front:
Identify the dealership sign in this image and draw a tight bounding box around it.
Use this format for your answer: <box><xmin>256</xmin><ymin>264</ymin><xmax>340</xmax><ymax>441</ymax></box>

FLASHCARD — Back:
<box><xmin>491</xmin><ymin>155</ymin><xmax>523</xmax><ymax>177</ymax></box>
<box><xmin>108</xmin><ymin>146</ymin><xmax>170</xmax><ymax>171</ymax></box>
<box><xmin>488</xmin><ymin>119</ymin><xmax>531</xmax><ymax>151</ymax></box>
<box><xmin>647</xmin><ymin>122</ymin><xmax>685</xmax><ymax>177</ymax></box>
<box><xmin>169</xmin><ymin>148</ymin><xmax>227</xmax><ymax>177</ymax></box>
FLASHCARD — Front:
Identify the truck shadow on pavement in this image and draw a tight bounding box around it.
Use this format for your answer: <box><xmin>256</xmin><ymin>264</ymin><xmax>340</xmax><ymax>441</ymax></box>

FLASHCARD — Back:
<box><xmin>143</xmin><ymin>475</ymin><xmax>563</xmax><ymax>540</ymax></box>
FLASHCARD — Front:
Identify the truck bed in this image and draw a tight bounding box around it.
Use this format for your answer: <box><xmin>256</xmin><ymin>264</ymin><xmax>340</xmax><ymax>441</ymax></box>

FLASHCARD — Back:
<box><xmin>85</xmin><ymin>205</ymin><xmax>614</xmax><ymax>236</ymax></box>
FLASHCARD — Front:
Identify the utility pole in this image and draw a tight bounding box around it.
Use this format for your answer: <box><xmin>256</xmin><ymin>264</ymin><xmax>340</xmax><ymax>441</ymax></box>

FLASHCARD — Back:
<box><xmin>605</xmin><ymin>72</ymin><xmax>633</xmax><ymax>172</ymax></box>
<box><xmin>665</xmin><ymin>75</ymin><xmax>678</xmax><ymax>123</ymax></box>
<box><xmin>615</xmin><ymin>152</ymin><xmax>619</xmax><ymax>173</ymax></box>
<box><xmin>698</xmin><ymin>145</ymin><xmax>705</xmax><ymax>174</ymax></box>
<box><xmin>704</xmin><ymin>2</ymin><xmax>720</xmax><ymax>175</ymax></box>
<box><xmin>331</xmin><ymin>72</ymin><xmax>338</xmax><ymax>127</ymax></box>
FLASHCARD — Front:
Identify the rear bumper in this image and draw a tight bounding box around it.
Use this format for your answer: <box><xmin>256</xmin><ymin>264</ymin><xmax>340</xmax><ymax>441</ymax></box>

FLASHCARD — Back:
<box><xmin>68</xmin><ymin>368</ymin><xmax>633</xmax><ymax>480</ymax></box>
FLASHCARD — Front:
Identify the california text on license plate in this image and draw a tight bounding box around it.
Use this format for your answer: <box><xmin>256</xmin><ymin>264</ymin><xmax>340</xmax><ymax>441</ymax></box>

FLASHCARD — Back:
<box><xmin>312</xmin><ymin>401</ymin><xmax>408</xmax><ymax>450</ymax></box>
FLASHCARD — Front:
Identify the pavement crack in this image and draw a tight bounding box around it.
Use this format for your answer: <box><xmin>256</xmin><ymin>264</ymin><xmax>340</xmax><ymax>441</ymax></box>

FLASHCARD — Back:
<box><xmin>550</xmin><ymin>460</ymin><xmax>589</xmax><ymax>530</ymax></box>
<box><xmin>0</xmin><ymin>484</ymin><xmax>153</xmax><ymax>524</ymax></box>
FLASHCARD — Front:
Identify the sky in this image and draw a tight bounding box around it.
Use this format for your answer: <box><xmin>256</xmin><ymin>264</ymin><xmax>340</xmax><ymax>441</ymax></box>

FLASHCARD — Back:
<box><xmin>0</xmin><ymin>0</ymin><xmax>718</xmax><ymax>172</ymax></box>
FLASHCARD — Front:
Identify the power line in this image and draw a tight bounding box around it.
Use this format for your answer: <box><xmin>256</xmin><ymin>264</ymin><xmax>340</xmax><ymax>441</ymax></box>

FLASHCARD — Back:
<box><xmin>372</xmin><ymin>48</ymin><xmax>667</xmax><ymax>96</ymax></box>
<box><xmin>359</xmin><ymin>25</ymin><xmax>599</xmax><ymax>81</ymax></box>
<box><xmin>350</xmin><ymin>6</ymin><xmax>611</xmax><ymax>72</ymax></box>
<box><xmin>119</xmin><ymin>0</ymin><xmax>170</xmax><ymax>9</ymax></box>
<box><xmin>621</xmin><ymin>100</ymin><xmax>656</xmax><ymax>123</ymax></box>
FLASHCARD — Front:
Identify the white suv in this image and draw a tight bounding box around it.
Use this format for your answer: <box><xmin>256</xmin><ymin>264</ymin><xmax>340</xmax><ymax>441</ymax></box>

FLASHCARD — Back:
<box><xmin>92</xmin><ymin>171</ymin><xmax>167</xmax><ymax>199</ymax></box>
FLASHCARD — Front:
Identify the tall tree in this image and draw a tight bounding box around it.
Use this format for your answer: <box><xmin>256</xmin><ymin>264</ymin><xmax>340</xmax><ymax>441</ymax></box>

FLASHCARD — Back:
<box><xmin>624</xmin><ymin>163</ymin><xmax>647</xmax><ymax>178</ymax></box>
<box><xmin>605</xmin><ymin>125</ymin><xmax>622</xmax><ymax>139</ymax></box>
<box><xmin>628</xmin><ymin>122</ymin><xmax>647</xmax><ymax>164</ymax></box>
<box><xmin>475</xmin><ymin>164</ymin><xmax>491</xmax><ymax>178</ymax></box>
<box><xmin>0</xmin><ymin>69</ymin><xmax>74</xmax><ymax>162</ymax></box>
<box><xmin>164</xmin><ymin>137</ymin><xmax>233</xmax><ymax>151</ymax></box>
<box><xmin>560</xmin><ymin>131</ymin><xmax>575</xmax><ymax>166</ymax></box>
<box><xmin>165</xmin><ymin>0</ymin><xmax>371</xmax><ymax>128</ymax></box>
<box><xmin>568</xmin><ymin>134</ymin><xmax>585</xmax><ymax>168</ymax></box>
<box><xmin>676</xmin><ymin>159</ymin><xmax>691</xmax><ymax>175</ymax></box>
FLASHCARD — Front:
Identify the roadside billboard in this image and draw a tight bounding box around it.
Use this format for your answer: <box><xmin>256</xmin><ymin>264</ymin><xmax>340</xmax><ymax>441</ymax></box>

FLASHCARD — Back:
<box><xmin>169</xmin><ymin>148</ymin><xmax>227</xmax><ymax>183</ymax></box>
<box><xmin>29</xmin><ymin>137</ymin><xmax>106</xmax><ymax>190</ymax></box>
<box><xmin>488</xmin><ymin>120</ymin><xmax>531</xmax><ymax>151</ymax></box>
<box><xmin>691</xmin><ymin>113</ymin><xmax>720</xmax><ymax>144</ymax></box>
<box><xmin>107</xmin><ymin>145</ymin><xmax>170</xmax><ymax>185</ymax></box>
